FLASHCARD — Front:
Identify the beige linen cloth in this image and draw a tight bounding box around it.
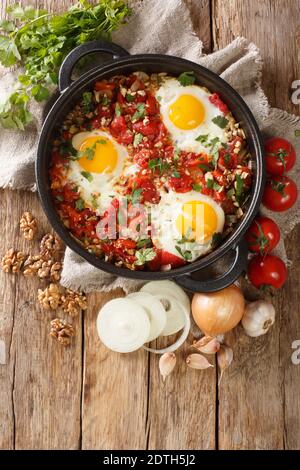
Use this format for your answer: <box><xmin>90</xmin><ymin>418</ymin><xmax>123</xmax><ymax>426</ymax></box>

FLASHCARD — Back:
<box><xmin>0</xmin><ymin>0</ymin><xmax>299</xmax><ymax>292</ymax></box>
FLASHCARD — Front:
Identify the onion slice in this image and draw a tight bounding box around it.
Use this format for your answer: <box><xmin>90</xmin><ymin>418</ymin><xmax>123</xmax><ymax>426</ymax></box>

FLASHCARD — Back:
<box><xmin>153</xmin><ymin>293</ymin><xmax>186</xmax><ymax>336</ymax></box>
<box><xmin>97</xmin><ymin>298</ymin><xmax>150</xmax><ymax>353</ymax></box>
<box><xmin>143</xmin><ymin>306</ymin><xmax>191</xmax><ymax>355</ymax></box>
<box><xmin>140</xmin><ymin>280</ymin><xmax>190</xmax><ymax>312</ymax></box>
<box><xmin>127</xmin><ymin>292</ymin><xmax>167</xmax><ymax>342</ymax></box>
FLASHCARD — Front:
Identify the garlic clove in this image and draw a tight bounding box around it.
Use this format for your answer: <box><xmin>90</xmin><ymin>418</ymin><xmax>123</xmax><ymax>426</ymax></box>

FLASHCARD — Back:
<box><xmin>192</xmin><ymin>335</ymin><xmax>214</xmax><ymax>349</ymax></box>
<box><xmin>159</xmin><ymin>352</ymin><xmax>176</xmax><ymax>381</ymax></box>
<box><xmin>242</xmin><ymin>300</ymin><xmax>275</xmax><ymax>337</ymax></box>
<box><xmin>186</xmin><ymin>353</ymin><xmax>213</xmax><ymax>370</ymax></box>
<box><xmin>195</xmin><ymin>337</ymin><xmax>221</xmax><ymax>355</ymax></box>
<box><xmin>217</xmin><ymin>345</ymin><xmax>233</xmax><ymax>385</ymax></box>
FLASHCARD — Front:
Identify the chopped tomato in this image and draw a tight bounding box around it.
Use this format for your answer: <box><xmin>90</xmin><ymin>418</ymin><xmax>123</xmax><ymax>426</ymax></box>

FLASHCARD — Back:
<box><xmin>134</xmin><ymin>148</ymin><xmax>158</xmax><ymax>168</ymax></box>
<box><xmin>110</xmin><ymin>115</ymin><xmax>127</xmax><ymax>137</ymax></box>
<box><xmin>132</xmin><ymin>119</ymin><xmax>160</xmax><ymax>137</ymax></box>
<box><xmin>161</xmin><ymin>251</ymin><xmax>186</xmax><ymax>268</ymax></box>
<box><xmin>94</xmin><ymin>81</ymin><xmax>116</xmax><ymax>91</ymax></box>
<box><xmin>169</xmin><ymin>173</ymin><xmax>193</xmax><ymax>193</ymax></box>
<box><xmin>118</xmin><ymin>129</ymin><xmax>133</xmax><ymax>145</ymax></box>
<box><xmin>133</xmin><ymin>175</ymin><xmax>161</xmax><ymax>204</ymax></box>
<box><xmin>146</xmin><ymin>95</ymin><xmax>158</xmax><ymax>114</ymax></box>
<box><xmin>209</xmin><ymin>93</ymin><xmax>229</xmax><ymax>114</ymax></box>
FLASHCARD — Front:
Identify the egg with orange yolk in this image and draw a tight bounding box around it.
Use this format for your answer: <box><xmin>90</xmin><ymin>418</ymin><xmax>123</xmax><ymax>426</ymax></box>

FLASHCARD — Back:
<box><xmin>151</xmin><ymin>191</ymin><xmax>225</xmax><ymax>262</ymax></box>
<box><xmin>156</xmin><ymin>78</ymin><xmax>228</xmax><ymax>154</ymax></box>
<box><xmin>68</xmin><ymin>131</ymin><xmax>128</xmax><ymax>212</ymax></box>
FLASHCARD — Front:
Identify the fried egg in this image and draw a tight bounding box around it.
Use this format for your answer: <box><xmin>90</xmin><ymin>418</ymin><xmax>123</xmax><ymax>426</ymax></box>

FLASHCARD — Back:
<box><xmin>156</xmin><ymin>78</ymin><xmax>228</xmax><ymax>154</ymax></box>
<box><xmin>68</xmin><ymin>130</ymin><xmax>128</xmax><ymax>211</ymax></box>
<box><xmin>151</xmin><ymin>191</ymin><xmax>225</xmax><ymax>262</ymax></box>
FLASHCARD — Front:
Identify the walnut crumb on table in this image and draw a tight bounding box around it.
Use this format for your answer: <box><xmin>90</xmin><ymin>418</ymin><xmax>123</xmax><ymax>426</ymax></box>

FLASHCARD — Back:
<box><xmin>50</xmin><ymin>318</ymin><xmax>75</xmax><ymax>346</ymax></box>
<box><xmin>19</xmin><ymin>211</ymin><xmax>37</xmax><ymax>240</ymax></box>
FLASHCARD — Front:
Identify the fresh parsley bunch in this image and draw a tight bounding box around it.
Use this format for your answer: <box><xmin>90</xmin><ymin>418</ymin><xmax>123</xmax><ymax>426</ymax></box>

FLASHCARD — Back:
<box><xmin>0</xmin><ymin>0</ymin><xmax>131</xmax><ymax>130</ymax></box>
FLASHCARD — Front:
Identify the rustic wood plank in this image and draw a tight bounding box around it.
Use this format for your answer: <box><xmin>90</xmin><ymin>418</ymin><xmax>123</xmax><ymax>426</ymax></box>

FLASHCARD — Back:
<box><xmin>146</xmin><ymin>2</ymin><xmax>216</xmax><ymax>450</ymax></box>
<box><xmin>213</xmin><ymin>0</ymin><xmax>300</xmax><ymax>449</ymax></box>
<box><xmin>0</xmin><ymin>0</ymin><xmax>82</xmax><ymax>450</ymax></box>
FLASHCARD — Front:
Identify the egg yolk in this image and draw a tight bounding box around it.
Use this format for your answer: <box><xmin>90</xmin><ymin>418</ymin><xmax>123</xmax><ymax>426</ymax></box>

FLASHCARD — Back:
<box><xmin>176</xmin><ymin>200</ymin><xmax>218</xmax><ymax>243</ymax></box>
<box><xmin>169</xmin><ymin>94</ymin><xmax>205</xmax><ymax>130</ymax></box>
<box><xmin>78</xmin><ymin>136</ymin><xmax>118</xmax><ymax>173</ymax></box>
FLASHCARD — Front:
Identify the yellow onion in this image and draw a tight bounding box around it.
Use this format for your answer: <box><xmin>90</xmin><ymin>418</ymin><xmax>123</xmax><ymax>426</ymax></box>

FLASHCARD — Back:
<box><xmin>191</xmin><ymin>285</ymin><xmax>245</xmax><ymax>336</ymax></box>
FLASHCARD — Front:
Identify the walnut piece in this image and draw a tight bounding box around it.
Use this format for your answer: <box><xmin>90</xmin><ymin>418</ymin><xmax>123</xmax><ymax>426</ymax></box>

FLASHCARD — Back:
<box><xmin>20</xmin><ymin>212</ymin><xmax>37</xmax><ymax>241</ymax></box>
<box><xmin>61</xmin><ymin>289</ymin><xmax>87</xmax><ymax>317</ymax></box>
<box><xmin>1</xmin><ymin>249</ymin><xmax>25</xmax><ymax>273</ymax></box>
<box><xmin>50</xmin><ymin>318</ymin><xmax>75</xmax><ymax>346</ymax></box>
<box><xmin>40</xmin><ymin>233</ymin><xmax>63</xmax><ymax>259</ymax></box>
<box><xmin>38</xmin><ymin>283</ymin><xmax>61</xmax><ymax>310</ymax></box>
<box><xmin>23</xmin><ymin>255</ymin><xmax>62</xmax><ymax>281</ymax></box>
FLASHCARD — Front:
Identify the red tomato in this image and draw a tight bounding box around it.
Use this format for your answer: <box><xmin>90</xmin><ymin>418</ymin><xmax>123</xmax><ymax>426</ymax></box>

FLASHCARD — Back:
<box><xmin>110</xmin><ymin>115</ymin><xmax>127</xmax><ymax>137</ymax></box>
<box><xmin>181</xmin><ymin>151</ymin><xmax>202</xmax><ymax>167</ymax></box>
<box><xmin>94</xmin><ymin>81</ymin><xmax>115</xmax><ymax>91</ymax></box>
<box><xmin>208</xmin><ymin>93</ymin><xmax>229</xmax><ymax>114</ymax></box>
<box><xmin>245</xmin><ymin>216</ymin><xmax>280</xmax><ymax>254</ymax></box>
<box><xmin>160</xmin><ymin>251</ymin><xmax>186</xmax><ymax>268</ymax></box>
<box><xmin>265</xmin><ymin>137</ymin><xmax>296</xmax><ymax>176</ymax></box>
<box><xmin>133</xmin><ymin>148</ymin><xmax>157</xmax><ymax>168</ymax></box>
<box><xmin>117</xmin><ymin>130</ymin><xmax>133</xmax><ymax>145</ymax></box>
<box><xmin>133</xmin><ymin>176</ymin><xmax>160</xmax><ymax>204</ymax></box>
<box><xmin>146</xmin><ymin>95</ymin><xmax>158</xmax><ymax>115</ymax></box>
<box><xmin>262</xmin><ymin>176</ymin><xmax>298</xmax><ymax>212</ymax></box>
<box><xmin>247</xmin><ymin>254</ymin><xmax>287</xmax><ymax>289</ymax></box>
<box><xmin>132</xmin><ymin>119</ymin><xmax>160</xmax><ymax>137</ymax></box>
<box><xmin>169</xmin><ymin>173</ymin><xmax>193</xmax><ymax>193</ymax></box>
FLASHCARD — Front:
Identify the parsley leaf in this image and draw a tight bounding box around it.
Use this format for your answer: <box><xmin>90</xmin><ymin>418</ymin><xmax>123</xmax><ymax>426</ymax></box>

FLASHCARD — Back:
<box><xmin>133</xmin><ymin>132</ymin><xmax>143</xmax><ymax>147</ymax></box>
<box><xmin>130</xmin><ymin>187</ymin><xmax>143</xmax><ymax>205</ymax></box>
<box><xmin>136</xmin><ymin>238</ymin><xmax>151</xmax><ymax>248</ymax></box>
<box><xmin>212</xmin><ymin>115</ymin><xmax>229</xmax><ymax>129</ymax></box>
<box><xmin>175</xmin><ymin>245</ymin><xmax>193</xmax><ymax>261</ymax></box>
<box><xmin>193</xmin><ymin>183</ymin><xmax>202</xmax><ymax>192</ymax></box>
<box><xmin>235</xmin><ymin>174</ymin><xmax>244</xmax><ymax>197</ymax></box>
<box><xmin>177</xmin><ymin>71</ymin><xmax>196</xmax><ymax>86</ymax></box>
<box><xmin>173</xmin><ymin>170</ymin><xmax>181</xmax><ymax>178</ymax></box>
<box><xmin>0</xmin><ymin>1</ymin><xmax>131</xmax><ymax>130</ymax></box>
<box><xmin>195</xmin><ymin>134</ymin><xmax>209</xmax><ymax>143</ymax></box>
<box><xmin>126</xmin><ymin>93</ymin><xmax>135</xmax><ymax>103</ymax></box>
<box><xmin>148</xmin><ymin>158</ymin><xmax>170</xmax><ymax>174</ymax></box>
<box><xmin>132</xmin><ymin>103</ymin><xmax>145</xmax><ymax>121</ymax></box>
<box><xmin>115</xmin><ymin>102</ymin><xmax>122</xmax><ymax>116</ymax></box>
<box><xmin>81</xmin><ymin>171</ymin><xmax>93</xmax><ymax>182</ymax></box>
<box><xmin>75</xmin><ymin>198</ymin><xmax>85</xmax><ymax>211</ymax></box>
<box><xmin>135</xmin><ymin>248</ymin><xmax>156</xmax><ymax>266</ymax></box>
<box><xmin>82</xmin><ymin>92</ymin><xmax>93</xmax><ymax>113</ymax></box>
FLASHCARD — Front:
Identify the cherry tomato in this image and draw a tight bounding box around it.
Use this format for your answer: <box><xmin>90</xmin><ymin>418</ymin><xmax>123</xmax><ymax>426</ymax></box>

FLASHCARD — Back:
<box><xmin>264</xmin><ymin>137</ymin><xmax>296</xmax><ymax>176</ymax></box>
<box><xmin>247</xmin><ymin>254</ymin><xmax>287</xmax><ymax>289</ymax></box>
<box><xmin>262</xmin><ymin>176</ymin><xmax>298</xmax><ymax>212</ymax></box>
<box><xmin>168</xmin><ymin>173</ymin><xmax>193</xmax><ymax>193</ymax></box>
<box><xmin>245</xmin><ymin>216</ymin><xmax>280</xmax><ymax>254</ymax></box>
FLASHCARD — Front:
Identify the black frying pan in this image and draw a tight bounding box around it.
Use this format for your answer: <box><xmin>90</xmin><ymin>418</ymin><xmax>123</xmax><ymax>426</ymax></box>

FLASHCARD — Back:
<box><xmin>36</xmin><ymin>40</ymin><xmax>265</xmax><ymax>292</ymax></box>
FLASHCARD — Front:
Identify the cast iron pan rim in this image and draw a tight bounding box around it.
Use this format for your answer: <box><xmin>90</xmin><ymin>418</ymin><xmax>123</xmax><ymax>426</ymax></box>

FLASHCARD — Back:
<box><xmin>36</xmin><ymin>54</ymin><xmax>265</xmax><ymax>280</ymax></box>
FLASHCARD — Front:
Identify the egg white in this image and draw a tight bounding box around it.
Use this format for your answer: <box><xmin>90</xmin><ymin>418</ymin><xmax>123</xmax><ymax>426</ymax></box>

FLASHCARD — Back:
<box><xmin>68</xmin><ymin>130</ymin><xmax>128</xmax><ymax>212</ymax></box>
<box><xmin>150</xmin><ymin>190</ymin><xmax>225</xmax><ymax>262</ymax></box>
<box><xmin>156</xmin><ymin>78</ymin><xmax>228</xmax><ymax>154</ymax></box>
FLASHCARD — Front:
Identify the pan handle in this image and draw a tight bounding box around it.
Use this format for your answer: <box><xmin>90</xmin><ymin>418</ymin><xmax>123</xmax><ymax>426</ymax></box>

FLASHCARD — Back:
<box><xmin>58</xmin><ymin>40</ymin><xmax>130</xmax><ymax>92</ymax></box>
<box><xmin>174</xmin><ymin>239</ymin><xmax>248</xmax><ymax>293</ymax></box>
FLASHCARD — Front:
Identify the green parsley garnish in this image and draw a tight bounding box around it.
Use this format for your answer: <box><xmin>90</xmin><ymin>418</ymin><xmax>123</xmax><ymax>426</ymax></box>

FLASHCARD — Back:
<box><xmin>177</xmin><ymin>71</ymin><xmax>196</xmax><ymax>86</ymax></box>
<box><xmin>195</xmin><ymin>134</ymin><xmax>209</xmax><ymax>143</ymax></box>
<box><xmin>156</xmin><ymin>95</ymin><xmax>162</xmax><ymax>102</ymax></box>
<box><xmin>175</xmin><ymin>245</ymin><xmax>193</xmax><ymax>261</ymax></box>
<box><xmin>235</xmin><ymin>174</ymin><xmax>244</xmax><ymax>197</ymax></box>
<box><xmin>224</xmin><ymin>153</ymin><xmax>231</xmax><ymax>165</ymax></box>
<box><xmin>212</xmin><ymin>115</ymin><xmax>229</xmax><ymax>129</ymax></box>
<box><xmin>135</xmin><ymin>248</ymin><xmax>156</xmax><ymax>266</ymax></box>
<box><xmin>75</xmin><ymin>198</ymin><xmax>85</xmax><ymax>211</ymax></box>
<box><xmin>0</xmin><ymin>1</ymin><xmax>131</xmax><ymax>130</ymax></box>
<box><xmin>136</xmin><ymin>238</ymin><xmax>151</xmax><ymax>249</ymax></box>
<box><xmin>130</xmin><ymin>187</ymin><xmax>143</xmax><ymax>205</ymax></box>
<box><xmin>81</xmin><ymin>171</ymin><xmax>93</xmax><ymax>182</ymax></box>
<box><xmin>82</xmin><ymin>92</ymin><xmax>93</xmax><ymax>113</ymax></box>
<box><xmin>115</xmin><ymin>102</ymin><xmax>122</xmax><ymax>116</ymax></box>
<box><xmin>132</xmin><ymin>103</ymin><xmax>145</xmax><ymax>121</ymax></box>
<box><xmin>91</xmin><ymin>195</ymin><xmax>99</xmax><ymax>210</ymax></box>
<box><xmin>148</xmin><ymin>158</ymin><xmax>170</xmax><ymax>174</ymax></box>
<box><xmin>125</xmin><ymin>93</ymin><xmax>135</xmax><ymax>103</ymax></box>
<box><xmin>173</xmin><ymin>170</ymin><xmax>181</xmax><ymax>178</ymax></box>
<box><xmin>102</xmin><ymin>95</ymin><xmax>110</xmax><ymax>106</ymax></box>
<box><xmin>59</xmin><ymin>142</ymin><xmax>77</xmax><ymax>158</ymax></box>
<box><xmin>133</xmin><ymin>133</ymin><xmax>143</xmax><ymax>147</ymax></box>
<box><xmin>193</xmin><ymin>183</ymin><xmax>202</xmax><ymax>192</ymax></box>
<box><xmin>206</xmin><ymin>178</ymin><xmax>214</xmax><ymax>189</ymax></box>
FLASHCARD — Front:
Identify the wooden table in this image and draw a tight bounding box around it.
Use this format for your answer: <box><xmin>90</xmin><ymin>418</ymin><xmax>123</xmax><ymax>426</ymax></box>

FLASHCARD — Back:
<box><xmin>1</xmin><ymin>0</ymin><xmax>300</xmax><ymax>450</ymax></box>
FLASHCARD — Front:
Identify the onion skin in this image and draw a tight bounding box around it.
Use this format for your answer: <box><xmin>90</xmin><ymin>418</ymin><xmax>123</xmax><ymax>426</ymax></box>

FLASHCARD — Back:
<box><xmin>191</xmin><ymin>285</ymin><xmax>245</xmax><ymax>336</ymax></box>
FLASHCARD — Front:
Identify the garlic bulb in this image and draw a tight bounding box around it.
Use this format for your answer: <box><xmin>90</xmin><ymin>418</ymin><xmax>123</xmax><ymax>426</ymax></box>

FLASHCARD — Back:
<box><xmin>242</xmin><ymin>300</ymin><xmax>275</xmax><ymax>337</ymax></box>
<box><xmin>159</xmin><ymin>352</ymin><xmax>176</xmax><ymax>380</ymax></box>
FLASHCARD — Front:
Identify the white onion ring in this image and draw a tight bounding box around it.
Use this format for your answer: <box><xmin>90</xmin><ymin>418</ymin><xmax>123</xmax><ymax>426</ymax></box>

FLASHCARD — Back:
<box><xmin>140</xmin><ymin>280</ymin><xmax>190</xmax><ymax>312</ymax></box>
<box><xmin>143</xmin><ymin>307</ymin><xmax>191</xmax><ymax>354</ymax></box>
<box><xmin>127</xmin><ymin>292</ymin><xmax>167</xmax><ymax>342</ymax></box>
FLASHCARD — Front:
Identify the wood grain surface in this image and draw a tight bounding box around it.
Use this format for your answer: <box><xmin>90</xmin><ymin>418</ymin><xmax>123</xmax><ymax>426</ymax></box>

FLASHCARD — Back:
<box><xmin>0</xmin><ymin>0</ymin><xmax>299</xmax><ymax>450</ymax></box>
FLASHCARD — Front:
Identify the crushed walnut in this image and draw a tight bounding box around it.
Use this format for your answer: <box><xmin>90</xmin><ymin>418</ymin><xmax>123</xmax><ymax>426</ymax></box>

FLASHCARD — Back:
<box><xmin>61</xmin><ymin>289</ymin><xmax>87</xmax><ymax>317</ymax></box>
<box><xmin>1</xmin><ymin>249</ymin><xmax>25</xmax><ymax>273</ymax></box>
<box><xmin>38</xmin><ymin>283</ymin><xmax>61</xmax><ymax>310</ymax></box>
<box><xmin>49</xmin><ymin>318</ymin><xmax>75</xmax><ymax>346</ymax></box>
<box><xmin>23</xmin><ymin>255</ymin><xmax>62</xmax><ymax>281</ymax></box>
<box><xmin>19</xmin><ymin>212</ymin><xmax>37</xmax><ymax>241</ymax></box>
<box><xmin>40</xmin><ymin>233</ymin><xmax>63</xmax><ymax>259</ymax></box>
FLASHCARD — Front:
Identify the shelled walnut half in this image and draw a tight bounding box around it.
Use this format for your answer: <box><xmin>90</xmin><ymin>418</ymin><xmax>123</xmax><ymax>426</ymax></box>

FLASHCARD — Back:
<box><xmin>38</xmin><ymin>283</ymin><xmax>61</xmax><ymax>310</ymax></box>
<box><xmin>20</xmin><ymin>212</ymin><xmax>37</xmax><ymax>240</ymax></box>
<box><xmin>61</xmin><ymin>289</ymin><xmax>87</xmax><ymax>317</ymax></box>
<box><xmin>40</xmin><ymin>233</ymin><xmax>63</xmax><ymax>259</ymax></box>
<box><xmin>50</xmin><ymin>318</ymin><xmax>75</xmax><ymax>346</ymax></box>
<box><xmin>1</xmin><ymin>249</ymin><xmax>25</xmax><ymax>273</ymax></box>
